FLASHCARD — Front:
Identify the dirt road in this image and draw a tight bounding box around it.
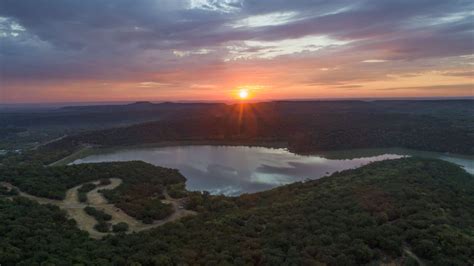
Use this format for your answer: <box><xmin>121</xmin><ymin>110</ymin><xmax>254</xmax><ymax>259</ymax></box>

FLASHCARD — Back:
<box><xmin>1</xmin><ymin>179</ymin><xmax>196</xmax><ymax>239</ymax></box>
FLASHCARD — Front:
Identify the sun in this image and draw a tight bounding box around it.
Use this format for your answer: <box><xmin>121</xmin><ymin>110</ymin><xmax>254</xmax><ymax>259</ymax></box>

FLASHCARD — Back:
<box><xmin>238</xmin><ymin>89</ymin><xmax>249</xmax><ymax>99</ymax></box>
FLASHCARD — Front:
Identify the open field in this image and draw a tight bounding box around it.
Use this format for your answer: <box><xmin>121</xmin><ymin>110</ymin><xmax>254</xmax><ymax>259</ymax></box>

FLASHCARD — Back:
<box><xmin>1</xmin><ymin>178</ymin><xmax>196</xmax><ymax>239</ymax></box>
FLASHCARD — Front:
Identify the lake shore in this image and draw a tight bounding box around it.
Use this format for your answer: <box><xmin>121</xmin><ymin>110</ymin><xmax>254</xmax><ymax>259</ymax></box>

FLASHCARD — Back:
<box><xmin>70</xmin><ymin>145</ymin><xmax>473</xmax><ymax>196</ymax></box>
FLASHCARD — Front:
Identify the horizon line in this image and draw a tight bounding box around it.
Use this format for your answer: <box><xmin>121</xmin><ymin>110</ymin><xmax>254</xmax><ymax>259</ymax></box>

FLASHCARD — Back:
<box><xmin>1</xmin><ymin>95</ymin><xmax>473</xmax><ymax>107</ymax></box>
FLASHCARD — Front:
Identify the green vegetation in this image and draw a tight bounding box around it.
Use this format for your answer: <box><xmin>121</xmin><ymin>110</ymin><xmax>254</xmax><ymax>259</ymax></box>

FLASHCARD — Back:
<box><xmin>83</xmin><ymin>206</ymin><xmax>116</xmax><ymax>233</ymax></box>
<box><xmin>49</xmin><ymin>101</ymin><xmax>473</xmax><ymax>156</ymax></box>
<box><xmin>2</xmin><ymin>101</ymin><xmax>472</xmax><ymax>168</ymax></box>
<box><xmin>84</xmin><ymin>206</ymin><xmax>112</xmax><ymax>222</ymax></box>
<box><xmin>102</xmin><ymin>187</ymin><xmax>173</xmax><ymax>223</ymax></box>
<box><xmin>1</xmin><ymin>137</ymin><xmax>83</xmax><ymax>166</ymax></box>
<box><xmin>0</xmin><ymin>161</ymin><xmax>185</xmax><ymax>200</ymax></box>
<box><xmin>0</xmin><ymin>185</ymin><xmax>18</xmax><ymax>197</ymax></box>
<box><xmin>0</xmin><ymin>197</ymin><xmax>102</xmax><ymax>265</ymax></box>
<box><xmin>99</xmin><ymin>178</ymin><xmax>111</xmax><ymax>185</ymax></box>
<box><xmin>0</xmin><ymin>158</ymin><xmax>472</xmax><ymax>264</ymax></box>
<box><xmin>0</xmin><ymin>102</ymin><xmax>223</xmax><ymax>163</ymax></box>
<box><xmin>167</xmin><ymin>182</ymin><xmax>188</xmax><ymax>198</ymax></box>
<box><xmin>0</xmin><ymin>161</ymin><xmax>184</xmax><ymax>222</ymax></box>
<box><xmin>94</xmin><ymin>221</ymin><xmax>111</xmax><ymax>233</ymax></box>
<box><xmin>77</xmin><ymin>183</ymin><xmax>97</xmax><ymax>202</ymax></box>
<box><xmin>0</xmin><ymin>127</ymin><xmax>65</xmax><ymax>150</ymax></box>
<box><xmin>112</xmin><ymin>222</ymin><xmax>129</xmax><ymax>233</ymax></box>
<box><xmin>1</xmin><ymin>101</ymin><xmax>472</xmax><ymax>264</ymax></box>
<box><xmin>78</xmin><ymin>179</ymin><xmax>111</xmax><ymax>203</ymax></box>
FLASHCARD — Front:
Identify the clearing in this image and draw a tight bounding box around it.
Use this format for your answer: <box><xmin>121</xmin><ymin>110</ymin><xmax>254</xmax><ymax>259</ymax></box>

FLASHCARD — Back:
<box><xmin>1</xmin><ymin>178</ymin><xmax>196</xmax><ymax>239</ymax></box>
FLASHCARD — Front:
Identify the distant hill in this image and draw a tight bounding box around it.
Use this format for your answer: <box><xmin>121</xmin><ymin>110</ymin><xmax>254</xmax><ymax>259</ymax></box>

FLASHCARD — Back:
<box><xmin>60</xmin><ymin>101</ymin><xmax>224</xmax><ymax>113</ymax></box>
<box><xmin>2</xmin><ymin>100</ymin><xmax>473</xmax><ymax>162</ymax></box>
<box><xmin>0</xmin><ymin>101</ymin><xmax>225</xmax><ymax>129</ymax></box>
<box><xmin>44</xmin><ymin>100</ymin><xmax>474</xmax><ymax>159</ymax></box>
<box><xmin>2</xmin><ymin>100</ymin><xmax>472</xmax><ymax>128</ymax></box>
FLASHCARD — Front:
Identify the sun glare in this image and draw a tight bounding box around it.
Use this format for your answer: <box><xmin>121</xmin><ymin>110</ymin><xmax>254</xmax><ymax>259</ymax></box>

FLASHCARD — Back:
<box><xmin>239</xmin><ymin>89</ymin><xmax>249</xmax><ymax>99</ymax></box>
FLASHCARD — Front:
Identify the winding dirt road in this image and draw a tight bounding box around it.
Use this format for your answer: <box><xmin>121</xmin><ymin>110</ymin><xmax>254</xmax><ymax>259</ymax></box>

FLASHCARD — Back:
<box><xmin>1</xmin><ymin>179</ymin><xmax>196</xmax><ymax>239</ymax></box>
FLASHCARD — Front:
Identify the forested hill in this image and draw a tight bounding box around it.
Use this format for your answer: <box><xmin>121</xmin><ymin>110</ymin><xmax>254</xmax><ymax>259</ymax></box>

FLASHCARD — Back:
<box><xmin>41</xmin><ymin>100</ymin><xmax>474</xmax><ymax>163</ymax></box>
<box><xmin>1</xmin><ymin>158</ymin><xmax>473</xmax><ymax>264</ymax></box>
<box><xmin>2</xmin><ymin>100</ymin><xmax>473</xmax><ymax>165</ymax></box>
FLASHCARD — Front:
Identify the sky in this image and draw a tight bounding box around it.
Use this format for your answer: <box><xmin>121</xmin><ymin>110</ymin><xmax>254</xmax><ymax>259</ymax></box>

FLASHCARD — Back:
<box><xmin>0</xmin><ymin>0</ymin><xmax>473</xmax><ymax>103</ymax></box>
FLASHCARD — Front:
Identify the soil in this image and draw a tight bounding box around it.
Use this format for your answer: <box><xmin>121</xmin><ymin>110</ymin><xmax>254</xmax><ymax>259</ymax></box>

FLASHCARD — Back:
<box><xmin>1</xmin><ymin>179</ymin><xmax>197</xmax><ymax>239</ymax></box>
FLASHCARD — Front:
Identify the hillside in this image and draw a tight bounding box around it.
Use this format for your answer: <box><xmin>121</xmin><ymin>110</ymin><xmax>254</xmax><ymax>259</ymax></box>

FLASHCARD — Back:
<box><xmin>0</xmin><ymin>158</ymin><xmax>472</xmax><ymax>265</ymax></box>
<box><xmin>2</xmin><ymin>100</ymin><xmax>473</xmax><ymax>165</ymax></box>
<box><xmin>0</xmin><ymin>102</ymin><xmax>224</xmax><ymax>150</ymax></box>
<box><xmin>51</xmin><ymin>101</ymin><xmax>474</xmax><ymax>158</ymax></box>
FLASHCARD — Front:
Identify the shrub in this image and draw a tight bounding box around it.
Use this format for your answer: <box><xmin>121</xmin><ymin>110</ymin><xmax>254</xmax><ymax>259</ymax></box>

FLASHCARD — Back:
<box><xmin>413</xmin><ymin>240</ymin><xmax>436</xmax><ymax>259</ymax></box>
<box><xmin>94</xmin><ymin>221</ymin><xmax>111</xmax><ymax>233</ymax></box>
<box><xmin>112</xmin><ymin>222</ymin><xmax>129</xmax><ymax>233</ymax></box>
<box><xmin>78</xmin><ymin>193</ymin><xmax>88</xmax><ymax>203</ymax></box>
<box><xmin>77</xmin><ymin>183</ymin><xmax>97</xmax><ymax>202</ymax></box>
<box><xmin>99</xmin><ymin>178</ymin><xmax>111</xmax><ymax>186</ymax></box>
<box><xmin>84</xmin><ymin>206</ymin><xmax>112</xmax><ymax>222</ymax></box>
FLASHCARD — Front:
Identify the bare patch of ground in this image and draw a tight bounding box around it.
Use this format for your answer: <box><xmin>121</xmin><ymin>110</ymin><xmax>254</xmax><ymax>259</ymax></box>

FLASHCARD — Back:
<box><xmin>1</xmin><ymin>179</ymin><xmax>196</xmax><ymax>239</ymax></box>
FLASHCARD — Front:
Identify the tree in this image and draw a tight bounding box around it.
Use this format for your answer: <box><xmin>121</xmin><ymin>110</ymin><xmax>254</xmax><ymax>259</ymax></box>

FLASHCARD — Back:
<box><xmin>112</xmin><ymin>222</ymin><xmax>129</xmax><ymax>233</ymax></box>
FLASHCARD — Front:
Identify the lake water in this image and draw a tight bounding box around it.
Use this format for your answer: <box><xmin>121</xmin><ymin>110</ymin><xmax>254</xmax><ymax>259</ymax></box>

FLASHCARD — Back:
<box><xmin>72</xmin><ymin>146</ymin><xmax>473</xmax><ymax>196</ymax></box>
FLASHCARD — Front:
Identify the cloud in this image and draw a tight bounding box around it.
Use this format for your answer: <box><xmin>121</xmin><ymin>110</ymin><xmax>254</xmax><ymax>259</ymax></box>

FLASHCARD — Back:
<box><xmin>138</xmin><ymin>82</ymin><xmax>170</xmax><ymax>88</ymax></box>
<box><xmin>362</xmin><ymin>60</ymin><xmax>387</xmax><ymax>63</ymax></box>
<box><xmin>0</xmin><ymin>0</ymin><xmax>473</xmax><ymax>102</ymax></box>
<box><xmin>336</xmin><ymin>85</ymin><xmax>363</xmax><ymax>89</ymax></box>
<box><xmin>376</xmin><ymin>84</ymin><xmax>473</xmax><ymax>91</ymax></box>
<box><xmin>442</xmin><ymin>71</ymin><xmax>474</xmax><ymax>77</ymax></box>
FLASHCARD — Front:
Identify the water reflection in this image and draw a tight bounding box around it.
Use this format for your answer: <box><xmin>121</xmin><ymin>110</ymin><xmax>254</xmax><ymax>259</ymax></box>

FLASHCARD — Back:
<box><xmin>72</xmin><ymin>146</ymin><xmax>472</xmax><ymax>196</ymax></box>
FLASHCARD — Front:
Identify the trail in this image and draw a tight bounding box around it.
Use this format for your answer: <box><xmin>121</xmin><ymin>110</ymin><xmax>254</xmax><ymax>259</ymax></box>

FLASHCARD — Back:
<box><xmin>33</xmin><ymin>135</ymin><xmax>68</xmax><ymax>150</ymax></box>
<box><xmin>1</xmin><ymin>179</ymin><xmax>196</xmax><ymax>239</ymax></box>
<box><xmin>137</xmin><ymin>189</ymin><xmax>197</xmax><ymax>231</ymax></box>
<box><xmin>404</xmin><ymin>247</ymin><xmax>425</xmax><ymax>266</ymax></box>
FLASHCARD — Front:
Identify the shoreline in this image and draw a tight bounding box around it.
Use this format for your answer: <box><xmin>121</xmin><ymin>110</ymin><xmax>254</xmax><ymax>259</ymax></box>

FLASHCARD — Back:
<box><xmin>51</xmin><ymin>141</ymin><xmax>474</xmax><ymax>169</ymax></box>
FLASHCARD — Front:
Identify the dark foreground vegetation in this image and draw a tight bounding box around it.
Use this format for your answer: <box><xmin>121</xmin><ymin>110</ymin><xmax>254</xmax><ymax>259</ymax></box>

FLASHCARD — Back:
<box><xmin>0</xmin><ymin>158</ymin><xmax>472</xmax><ymax>265</ymax></box>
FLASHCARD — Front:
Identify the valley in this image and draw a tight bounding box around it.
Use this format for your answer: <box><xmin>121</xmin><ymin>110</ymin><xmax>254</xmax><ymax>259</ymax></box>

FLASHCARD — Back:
<box><xmin>0</xmin><ymin>100</ymin><xmax>472</xmax><ymax>265</ymax></box>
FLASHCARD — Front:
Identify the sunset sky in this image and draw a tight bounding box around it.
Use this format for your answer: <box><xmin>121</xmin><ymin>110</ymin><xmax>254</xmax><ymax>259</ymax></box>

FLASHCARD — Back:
<box><xmin>0</xmin><ymin>0</ymin><xmax>473</xmax><ymax>103</ymax></box>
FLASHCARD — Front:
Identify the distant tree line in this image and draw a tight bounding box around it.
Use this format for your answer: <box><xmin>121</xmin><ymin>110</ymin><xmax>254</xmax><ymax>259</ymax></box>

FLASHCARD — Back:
<box><xmin>49</xmin><ymin>104</ymin><xmax>474</xmax><ymax>159</ymax></box>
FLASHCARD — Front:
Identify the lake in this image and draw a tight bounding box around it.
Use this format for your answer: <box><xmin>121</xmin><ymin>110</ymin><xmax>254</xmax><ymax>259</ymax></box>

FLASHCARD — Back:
<box><xmin>72</xmin><ymin>146</ymin><xmax>473</xmax><ymax>196</ymax></box>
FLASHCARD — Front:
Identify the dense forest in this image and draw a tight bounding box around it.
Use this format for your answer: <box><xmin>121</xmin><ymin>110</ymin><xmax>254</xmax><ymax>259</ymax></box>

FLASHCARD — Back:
<box><xmin>0</xmin><ymin>158</ymin><xmax>472</xmax><ymax>265</ymax></box>
<box><xmin>1</xmin><ymin>100</ymin><xmax>473</xmax><ymax>166</ymax></box>
<box><xmin>100</xmin><ymin>171</ymin><xmax>175</xmax><ymax>223</ymax></box>
<box><xmin>44</xmin><ymin>101</ymin><xmax>474</xmax><ymax>161</ymax></box>
<box><xmin>0</xmin><ymin>102</ymin><xmax>224</xmax><ymax>150</ymax></box>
